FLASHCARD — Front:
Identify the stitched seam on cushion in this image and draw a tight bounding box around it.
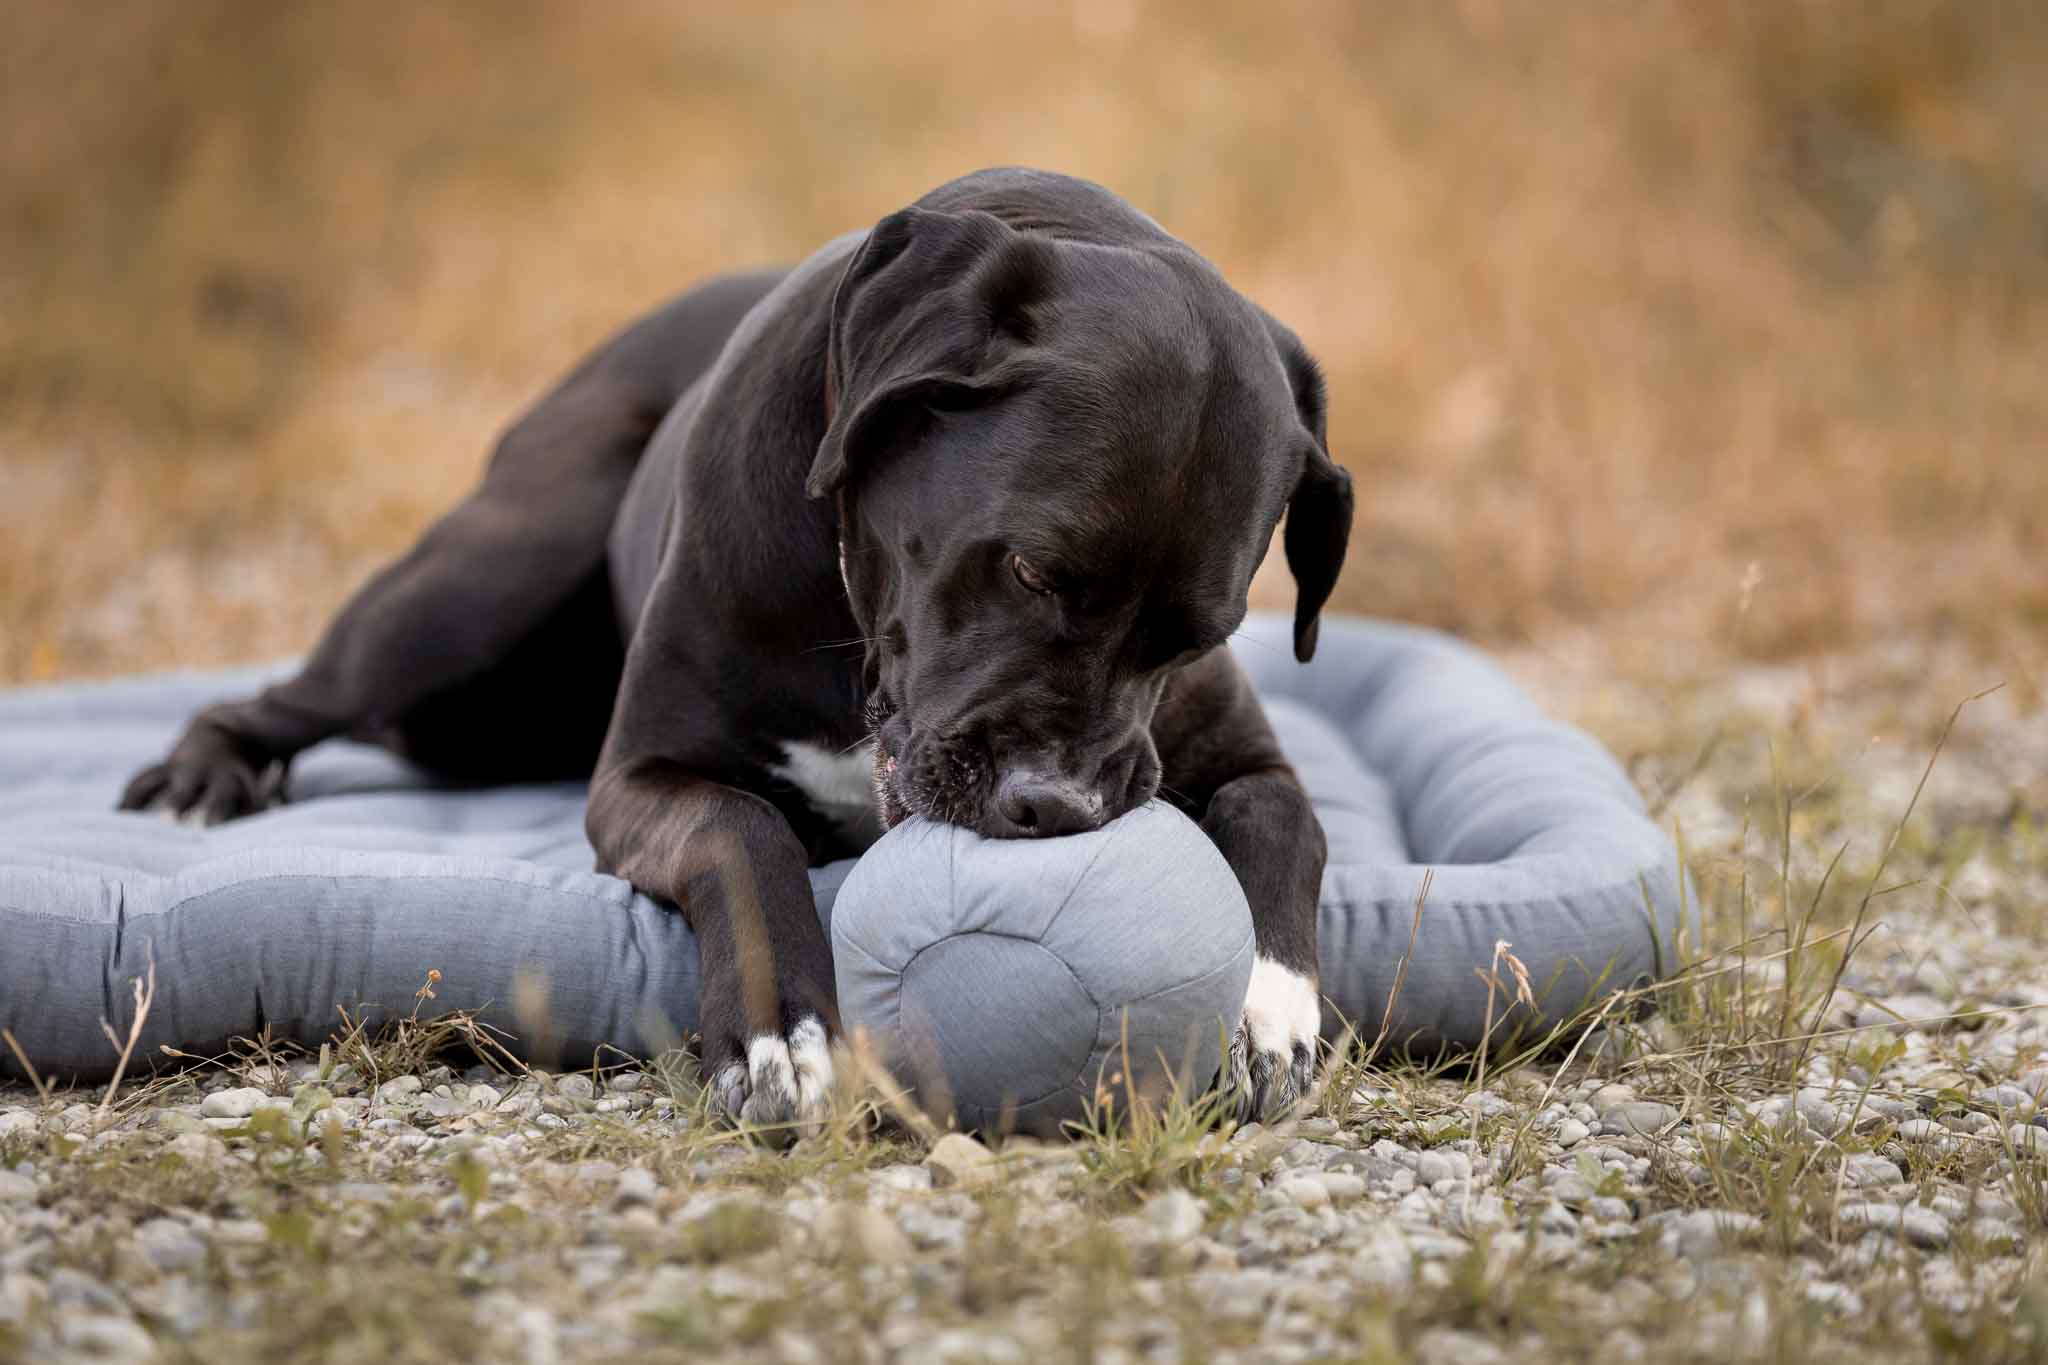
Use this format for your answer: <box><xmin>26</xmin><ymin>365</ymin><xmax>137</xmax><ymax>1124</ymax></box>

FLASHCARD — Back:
<box><xmin>103</xmin><ymin>882</ymin><xmax>126</xmax><ymax>1028</ymax></box>
<box><xmin>894</xmin><ymin>930</ymin><xmax>1103</xmax><ymax>1113</ymax></box>
<box><xmin>1317</xmin><ymin>867</ymin><xmax>1679</xmax><ymax>921</ymax></box>
<box><xmin>14</xmin><ymin>868</ymin><xmax>648</xmax><ymax>919</ymax></box>
<box><xmin>11</xmin><ymin>865</ymin><xmax>1677</xmax><ymax>930</ymax></box>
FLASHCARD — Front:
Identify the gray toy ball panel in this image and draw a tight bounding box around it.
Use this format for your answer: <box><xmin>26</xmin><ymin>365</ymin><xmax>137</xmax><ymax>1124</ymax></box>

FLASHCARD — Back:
<box><xmin>831</xmin><ymin>800</ymin><xmax>1254</xmax><ymax>1133</ymax></box>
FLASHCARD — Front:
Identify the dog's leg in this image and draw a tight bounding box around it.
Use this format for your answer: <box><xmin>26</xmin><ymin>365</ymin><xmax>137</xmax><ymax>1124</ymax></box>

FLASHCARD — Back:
<box><xmin>584</xmin><ymin>542</ymin><xmax>846</xmax><ymax>1143</ymax></box>
<box><xmin>119</xmin><ymin>387</ymin><xmax>650</xmax><ymax>822</ymax></box>
<box><xmin>587</xmin><ymin>756</ymin><xmax>839</xmax><ymax>1142</ymax></box>
<box><xmin>1154</xmin><ymin>650</ymin><xmax>1327</xmax><ymax>1123</ymax></box>
<box><xmin>120</xmin><ymin>274</ymin><xmax>781</xmax><ymax>823</ymax></box>
<box><xmin>1202</xmin><ymin>768</ymin><xmax>1325</xmax><ymax>1122</ymax></box>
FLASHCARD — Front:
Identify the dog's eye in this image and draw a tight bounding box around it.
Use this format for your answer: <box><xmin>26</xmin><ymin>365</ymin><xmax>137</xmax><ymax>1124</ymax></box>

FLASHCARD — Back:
<box><xmin>1010</xmin><ymin>554</ymin><xmax>1055</xmax><ymax>596</ymax></box>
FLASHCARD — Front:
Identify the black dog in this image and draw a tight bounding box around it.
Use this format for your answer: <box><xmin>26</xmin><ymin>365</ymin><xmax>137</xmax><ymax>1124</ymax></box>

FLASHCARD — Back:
<box><xmin>121</xmin><ymin>168</ymin><xmax>1353</xmax><ymax>1134</ymax></box>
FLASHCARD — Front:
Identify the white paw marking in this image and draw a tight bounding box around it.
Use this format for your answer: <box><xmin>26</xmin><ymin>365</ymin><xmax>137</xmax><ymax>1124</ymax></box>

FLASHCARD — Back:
<box><xmin>773</xmin><ymin>740</ymin><xmax>883</xmax><ymax>848</ymax></box>
<box><xmin>1230</xmin><ymin>957</ymin><xmax>1321</xmax><ymax>1121</ymax></box>
<box><xmin>785</xmin><ymin>1015</ymin><xmax>834</xmax><ymax>1116</ymax></box>
<box><xmin>738</xmin><ymin>1016</ymin><xmax>834</xmax><ymax>1135</ymax></box>
<box><xmin>746</xmin><ymin>1032</ymin><xmax>798</xmax><ymax>1113</ymax></box>
<box><xmin>148</xmin><ymin>795</ymin><xmax>201</xmax><ymax>827</ymax></box>
<box><xmin>1240</xmin><ymin>956</ymin><xmax>1320</xmax><ymax>1057</ymax></box>
<box><xmin>179</xmin><ymin>797</ymin><xmax>240</xmax><ymax>829</ymax></box>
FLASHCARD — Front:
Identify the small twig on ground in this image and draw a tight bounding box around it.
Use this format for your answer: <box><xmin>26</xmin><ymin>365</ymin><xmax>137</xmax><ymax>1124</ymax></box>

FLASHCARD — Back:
<box><xmin>2</xmin><ymin>1028</ymin><xmax>55</xmax><ymax>1106</ymax></box>
<box><xmin>1362</xmin><ymin>868</ymin><xmax>1432</xmax><ymax>1072</ymax></box>
<box><xmin>95</xmin><ymin>956</ymin><xmax>157</xmax><ymax>1131</ymax></box>
<box><xmin>1471</xmin><ymin>939</ymin><xmax>1535</xmax><ymax>1095</ymax></box>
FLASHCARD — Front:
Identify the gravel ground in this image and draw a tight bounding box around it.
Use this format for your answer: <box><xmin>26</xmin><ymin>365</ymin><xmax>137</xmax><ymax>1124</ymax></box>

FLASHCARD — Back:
<box><xmin>2</xmin><ymin>648</ymin><xmax>2043</xmax><ymax>1364</ymax></box>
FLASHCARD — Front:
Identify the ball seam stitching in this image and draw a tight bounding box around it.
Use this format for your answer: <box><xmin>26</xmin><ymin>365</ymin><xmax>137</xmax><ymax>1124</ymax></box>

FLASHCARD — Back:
<box><xmin>895</xmin><ymin>930</ymin><xmax>1102</xmax><ymax>1113</ymax></box>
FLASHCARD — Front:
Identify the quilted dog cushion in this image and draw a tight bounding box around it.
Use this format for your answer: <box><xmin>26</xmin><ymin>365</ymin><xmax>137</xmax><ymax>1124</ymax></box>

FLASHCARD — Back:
<box><xmin>0</xmin><ymin>614</ymin><xmax>1688</xmax><ymax>1135</ymax></box>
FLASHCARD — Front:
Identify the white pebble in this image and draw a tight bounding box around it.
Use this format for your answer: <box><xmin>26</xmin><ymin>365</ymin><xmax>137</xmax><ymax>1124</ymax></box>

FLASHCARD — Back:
<box><xmin>1142</xmin><ymin>1188</ymin><xmax>1205</xmax><ymax>1241</ymax></box>
<box><xmin>198</xmin><ymin>1087</ymin><xmax>271</xmax><ymax>1119</ymax></box>
<box><xmin>1840</xmin><ymin>1154</ymin><xmax>1904</xmax><ymax>1188</ymax></box>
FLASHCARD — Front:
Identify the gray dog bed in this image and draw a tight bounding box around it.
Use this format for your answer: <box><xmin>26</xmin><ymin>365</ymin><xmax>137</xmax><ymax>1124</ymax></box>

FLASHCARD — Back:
<box><xmin>0</xmin><ymin>614</ymin><xmax>1688</xmax><ymax>1134</ymax></box>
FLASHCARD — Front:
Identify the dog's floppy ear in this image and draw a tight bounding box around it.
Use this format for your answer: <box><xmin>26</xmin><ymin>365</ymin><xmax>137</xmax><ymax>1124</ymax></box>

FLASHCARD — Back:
<box><xmin>1266</xmin><ymin>317</ymin><xmax>1354</xmax><ymax>662</ymax></box>
<box><xmin>807</xmin><ymin>207</ymin><xmax>1041</xmax><ymax>499</ymax></box>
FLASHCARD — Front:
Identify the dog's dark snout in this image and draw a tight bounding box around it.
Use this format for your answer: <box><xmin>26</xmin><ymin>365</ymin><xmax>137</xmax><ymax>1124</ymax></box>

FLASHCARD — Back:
<box><xmin>992</xmin><ymin>769</ymin><xmax>1104</xmax><ymax>838</ymax></box>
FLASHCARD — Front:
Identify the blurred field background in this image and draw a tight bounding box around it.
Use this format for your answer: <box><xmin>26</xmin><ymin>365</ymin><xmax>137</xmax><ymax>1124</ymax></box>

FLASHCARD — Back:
<box><xmin>3</xmin><ymin>0</ymin><xmax>2044</xmax><ymax>697</ymax></box>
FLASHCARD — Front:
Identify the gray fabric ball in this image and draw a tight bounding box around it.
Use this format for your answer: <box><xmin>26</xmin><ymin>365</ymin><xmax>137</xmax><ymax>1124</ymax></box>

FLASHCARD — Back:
<box><xmin>830</xmin><ymin>800</ymin><xmax>1254</xmax><ymax>1137</ymax></box>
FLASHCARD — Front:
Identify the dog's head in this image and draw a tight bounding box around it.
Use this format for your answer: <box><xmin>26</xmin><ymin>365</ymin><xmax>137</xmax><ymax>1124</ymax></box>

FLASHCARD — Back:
<box><xmin>810</xmin><ymin>207</ymin><xmax>1352</xmax><ymax>838</ymax></box>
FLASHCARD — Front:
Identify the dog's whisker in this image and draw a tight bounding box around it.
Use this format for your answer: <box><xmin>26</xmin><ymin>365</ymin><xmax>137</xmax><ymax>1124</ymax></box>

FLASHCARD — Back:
<box><xmin>802</xmin><ymin>634</ymin><xmax>886</xmax><ymax>654</ymax></box>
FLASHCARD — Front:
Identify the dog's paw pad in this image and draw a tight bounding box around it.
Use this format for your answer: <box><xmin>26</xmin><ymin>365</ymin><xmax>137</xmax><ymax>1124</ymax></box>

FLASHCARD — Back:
<box><xmin>715</xmin><ymin>1015</ymin><xmax>833</xmax><ymax>1143</ymax></box>
<box><xmin>1228</xmin><ymin>957</ymin><xmax>1320</xmax><ymax>1124</ymax></box>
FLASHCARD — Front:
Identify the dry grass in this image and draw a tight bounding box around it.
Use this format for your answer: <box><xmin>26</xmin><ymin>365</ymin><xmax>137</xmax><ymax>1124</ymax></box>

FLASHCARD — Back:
<box><xmin>1</xmin><ymin>0</ymin><xmax>2043</xmax><ymax>695</ymax></box>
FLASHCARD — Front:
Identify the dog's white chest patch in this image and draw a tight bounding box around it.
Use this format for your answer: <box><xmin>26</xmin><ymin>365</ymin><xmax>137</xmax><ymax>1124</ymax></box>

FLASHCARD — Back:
<box><xmin>773</xmin><ymin>740</ymin><xmax>883</xmax><ymax>848</ymax></box>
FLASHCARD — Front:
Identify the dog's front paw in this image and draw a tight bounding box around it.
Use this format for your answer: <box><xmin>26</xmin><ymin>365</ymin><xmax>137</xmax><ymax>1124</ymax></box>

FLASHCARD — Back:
<box><xmin>1227</xmin><ymin>957</ymin><xmax>1320</xmax><ymax>1124</ymax></box>
<box><xmin>118</xmin><ymin>751</ymin><xmax>266</xmax><ymax>826</ymax></box>
<box><xmin>118</xmin><ymin>718</ymin><xmax>276</xmax><ymax>827</ymax></box>
<box><xmin>706</xmin><ymin>1014</ymin><xmax>834</xmax><ymax>1144</ymax></box>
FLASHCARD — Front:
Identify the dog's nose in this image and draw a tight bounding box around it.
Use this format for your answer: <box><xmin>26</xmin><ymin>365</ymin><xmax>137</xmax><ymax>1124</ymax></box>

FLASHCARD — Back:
<box><xmin>991</xmin><ymin>770</ymin><xmax>1104</xmax><ymax>837</ymax></box>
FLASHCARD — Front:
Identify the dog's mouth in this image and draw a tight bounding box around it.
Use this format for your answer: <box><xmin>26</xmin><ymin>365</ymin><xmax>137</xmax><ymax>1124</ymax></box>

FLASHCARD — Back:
<box><xmin>870</xmin><ymin>728</ymin><xmax>991</xmax><ymax>832</ymax></box>
<box><xmin>871</xmin><ymin>741</ymin><xmax>913</xmax><ymax>831</ymax></box>
<box><xmin>866</xmin><ymin>697</ymin><xmax>998</xmax><ymax>832</ymax></box>
<box><xmin>867</xmin><ymin>693</ymin><xmax>1156</xmax><ymax>836</ymax></box>
<box><xmin>865</xmin><ymin>694</ymin><xmax>914</xmax><ymax>831</ymax></box>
